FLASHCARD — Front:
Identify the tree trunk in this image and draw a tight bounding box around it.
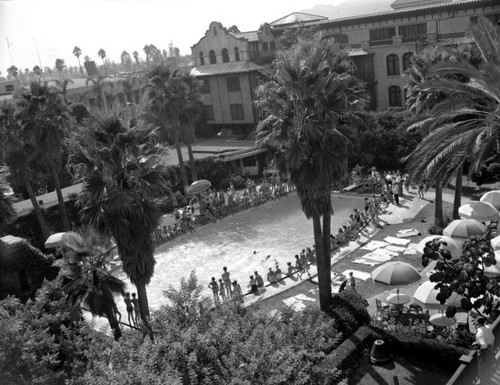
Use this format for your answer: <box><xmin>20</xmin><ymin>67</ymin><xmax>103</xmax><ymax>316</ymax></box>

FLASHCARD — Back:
<box><xmin>313</xmin><ymin>214</ymin><xmax>331</xmax><ymax>312</ymax></box>
<box><xmin>23</xmin><ymin>172</ymin><xmax>50</xmax><ymax>240</ymax></box>
<box><xmin>174</xmin><ymin>131</ymin><xmax>188</xmax><ymax>194</ymax></box>
<box><xmin>187</xmin><ymin>141</ymin><xmax>197</xmax><ymax>182</ymax></box>
<box><xmin>136</xmin><ymin>282</ymin><xmax>154</xmax><ymax>342</ymax></box>
<box><xmin>77</xmin><ymin>58</ymin><xmax>84</xmax><ymax>78</ymax></box>
<box><xmin>453</xmin><ymin>167</ymin><xmax>463</xmax><ymax>220</ymax></box>
<box><xmin>321</xmin><ymin>208</ymin><xmax>333</xmax><ymax>305</ymax></box>
<box><xmin>434</xmin><ymin>181</ymin><xmax>444</xmax><ymax>228</ymax></box>
<box><xmin>52</xmin><ymin>167</ymin><xmax>70</xmax><ymax>231</ymax></box>
<box><xmin>104</xmin><ymin>306</ymin><xmax>122</xmax><ymax>340</ymax></box>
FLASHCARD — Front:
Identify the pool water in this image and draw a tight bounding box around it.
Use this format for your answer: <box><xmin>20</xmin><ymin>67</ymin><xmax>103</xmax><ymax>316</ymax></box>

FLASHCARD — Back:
<box><xmin>116</xmin><ymin>192</ymin><xmax>366</xmax><ymax>311</ymax></box>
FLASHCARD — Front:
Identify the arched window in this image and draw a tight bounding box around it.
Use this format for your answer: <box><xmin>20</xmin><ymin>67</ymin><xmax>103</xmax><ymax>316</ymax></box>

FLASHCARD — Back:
<box><xmin>199</xmin><ymin>51</ymin><xmax>204</xmax><ymax>66</ymax></box>
<box><xmin>402</xmin><ymin>52</ymin><xmax>413</xmax><ymax>72</ymax></box>
<box><xmin>234</xmin><ymin>47</ymin><xmax>240</xmax><ymax>62</ymax></box>
<box><xmin>386</xmin><ymin>54</ymin><xmax>400</xmax><ymax>76</ymax></box>
<box><xmin>209</xmin><ymin>50</ymin><xmax>216</xmax><ymax>64</ymax></box>
<box><xmin>222</xmin><ymin>48</ymin><xmax>229</xmax><ymax>63</ymax></box>
<box><xmin>388</xmin><ymin>86</ymin><xmax>402</xmax><ymax>107</ymax></box>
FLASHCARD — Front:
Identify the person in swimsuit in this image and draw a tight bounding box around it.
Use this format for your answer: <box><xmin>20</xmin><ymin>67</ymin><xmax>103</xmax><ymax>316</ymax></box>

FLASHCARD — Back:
<box><xmin>232</xmin><ymin>280</ymin><xmax>243</xmax><ymax>303</ymax></box>
<box><xmin>208</xmin><ymin>277</ymin><xmax>220</xmax><ymax>305</ymax></box>
<box><xmin>222</xmin><ymin>267</ymin><xmax>233</xmax><ymax>297</ymax></box>
<box><xmin>124</xmin><ymin>292</ymin><xmax>135</xmax><ymax>326</ymax></box>
<box><xmin>131</xmin><ymin>293</ymin><xmax>140</xmax><ymax>327</ymax></box>
<box><xmin>295</xmin><ymin>254</ymin><xmax>304</xmax><ymax>279</ymax></box>
<box><xmin>249</xmin><ymin>275</ymin><xmax>258</xmax><ymax>293</ymax></box>
<box><xmin>218</xmin><ymin>279</ymin><xmax>226</xmax><ymax>302</ymax></box>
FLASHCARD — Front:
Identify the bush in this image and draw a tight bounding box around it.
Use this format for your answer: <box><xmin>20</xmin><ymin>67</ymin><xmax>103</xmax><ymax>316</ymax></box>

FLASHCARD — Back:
<box><xmin>330</xmin><ymin>290</ymin><xmax>370</xmax><ymax>335</ymax></box>
<box><xmin>428</xmin><ymin>224</ymin><xmax>443</xmax><ymax>235</ymax></box>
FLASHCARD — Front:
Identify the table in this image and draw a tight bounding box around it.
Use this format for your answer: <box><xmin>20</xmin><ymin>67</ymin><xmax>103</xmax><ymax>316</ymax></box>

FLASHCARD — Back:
<box><xmin>429</xmin><ymin>313</ymin><xmax>457</xmax><ymax>328</ymax></box>
<box><xmin>386</xmin><ymin>291</ymin><xmax>411</xmax><ymax>306</ymax></box>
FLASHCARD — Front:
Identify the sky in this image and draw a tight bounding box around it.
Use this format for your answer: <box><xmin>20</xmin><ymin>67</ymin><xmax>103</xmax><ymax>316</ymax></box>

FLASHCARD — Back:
<box><xmin>0</xmin><ymin>0</ymin><xmax>344</xmax><ymax>74</ymax></box>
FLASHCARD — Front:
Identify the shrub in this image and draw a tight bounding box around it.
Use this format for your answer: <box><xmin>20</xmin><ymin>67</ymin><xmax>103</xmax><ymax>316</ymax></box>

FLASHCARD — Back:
<box><xmin>428</xmin><ymin>224</ymin><xmax>443</xmax><ymax>235</ymax></box>
<box><xmin>330</xmin><ymin>290</ymin><xmax>370</xmax><ymax>334</ymax></box>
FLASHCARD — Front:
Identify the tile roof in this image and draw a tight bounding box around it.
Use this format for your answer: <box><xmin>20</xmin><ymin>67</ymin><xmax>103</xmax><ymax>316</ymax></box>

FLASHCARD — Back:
<box><xmin>233</xmin><ymin>31</ymin><xmax>259</xmax><ymax>42</ymax></box>
<box><xmin>190</xmin><ymin>61</ymin><xmax>265</xmax><ymax>77</ymax></box>
<box><xmin>391</xmin><ymin>0</ymin><xmax>452</xmax><ymax>9</ymax></box>
<box><xmin>270</xmin><ymin>12</ymin><xmax>327</xmax><ymax>26</ymax></box>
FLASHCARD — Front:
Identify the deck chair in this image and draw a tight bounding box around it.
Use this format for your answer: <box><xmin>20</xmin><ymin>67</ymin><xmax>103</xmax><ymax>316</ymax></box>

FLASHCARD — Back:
<box><xmin>409</xmin><ymin>303</ymin><xmax>423</xmax><ymax>314</ymax></box>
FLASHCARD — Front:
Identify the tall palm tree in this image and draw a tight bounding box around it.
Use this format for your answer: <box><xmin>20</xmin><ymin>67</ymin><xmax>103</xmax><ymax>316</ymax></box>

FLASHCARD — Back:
<box><xmin>60</xmin><ymin>228</ymin><xmax>125</xmax><ymax>340</ymax></box>
<box><xmin>142</xmin><ymin>64</ymin><xmax>193</xmax><ymax>191</ymax></box>
<box><xmin>15</xmin><ymin>81</ymin><xmax>72</xmax><ymax>231</ymax></box>
<box><xmin>256</xmin><ymin>38</ymin><xmax>368</xmax><ymax>312</ymax></box>
<box><xmin>403</xmin><ymin>18</ymin><xmax>500</xmax><ymax>225</ymax></box>
<box><xmin>97</xmin><ymin>48</ymin><xmax>108</xmax><ymax>76</ymax></box>
<box><xmin>67</xmin><ymin>111</ymin><xmax>171</xmax><ymax>340</ymax></box>
<box><xmin>73</xmin><ymin>46</ymin><xmax>84</xmax><ymax>78</ymax></box>
<box><xmin>0</xmin><ymin>100</ymin><xmax>51</xmax><ymax>239</ymax></box>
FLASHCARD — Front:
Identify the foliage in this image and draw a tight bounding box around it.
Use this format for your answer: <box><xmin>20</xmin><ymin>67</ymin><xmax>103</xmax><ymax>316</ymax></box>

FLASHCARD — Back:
<box><xmin>427</xmin><ymin>224</ymin><xmax>443</xmax><ymax>235</ymax></box>
<box><xmin>330</xmin><ymin>290</ymin><xmax>370</xmax><ymax>335</ymax></box>
<box><xmin>351</xmin><ymin>109</ymin><xmax>418</xmax><ymax>170</ymax></box>
<box><xmin>192</xmin><ymin>158</ymin><xmax>231</xmax><ymax>190</ymax></box>
<box><xmin>69</xmin><ymin>102</ymin><xmax>90</xmax><ymax>123</ymax></box>
<box><xmin>0</xmin><ymin>167</ymin><xmax>15</xmax><ymax>232</ymax></box>
<box><xmin>278</xmin><ymin>24</ymin><xmax>319</xmax><ymax>50</ymax></box>
<box><xmin>423</xmin><ymin>234</ymin><xmax>500</xmax><ymax>319</ymax></box>
<box><xmin>0</xmin><ymin>277</ymin><xmax>93</xmax><ymax>385</ymax></box>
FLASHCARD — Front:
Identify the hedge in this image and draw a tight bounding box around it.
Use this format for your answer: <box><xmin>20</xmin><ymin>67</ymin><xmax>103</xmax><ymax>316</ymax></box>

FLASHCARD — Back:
<box><xmin>330</xmin><ymin>290</ymin><xmax>371</xmax><ymax>335</ymax></box>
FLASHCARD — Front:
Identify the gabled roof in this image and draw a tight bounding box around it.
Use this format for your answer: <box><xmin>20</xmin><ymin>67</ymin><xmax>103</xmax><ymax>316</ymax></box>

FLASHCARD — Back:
<box><xmin>190</xmin><ymin>61</ymin><xmax>265</xmax><ymax>77</ymax></box>
<box><xmin>270</xmin><ymin>12</ymin><xmax>327</xmax><ymax>26</ymax></box>
<box><xmin>391</xmin><ymin>0</ymin><xmax>452</xmax><ymax>10</ymax></box>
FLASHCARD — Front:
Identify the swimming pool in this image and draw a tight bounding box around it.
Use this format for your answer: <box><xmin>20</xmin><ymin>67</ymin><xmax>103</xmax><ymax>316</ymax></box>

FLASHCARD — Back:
<box><xmin>116</xmin><ymin>192</ymin><xmax>367</xmax><ymax>310</ymax></box>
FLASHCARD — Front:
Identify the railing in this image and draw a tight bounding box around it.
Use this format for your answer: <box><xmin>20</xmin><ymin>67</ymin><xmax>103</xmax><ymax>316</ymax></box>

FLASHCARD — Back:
<box><xmin>446</xmin><ymin>314</ymin><xmax>500</xmax><ymax>385</ymax></box>
<box><xmin>369</xmin><ymin>39</ymin><xmax>393</xmax><ymax>47</ymax></box>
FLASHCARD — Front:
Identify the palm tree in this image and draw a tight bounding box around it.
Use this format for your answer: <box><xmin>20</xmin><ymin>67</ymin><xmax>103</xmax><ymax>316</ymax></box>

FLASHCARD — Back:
<box><xmin>50</xmin><ymin>78</ymin><xmax>74</xmax><ymax>105</ymax></box>
<box><xmin>7</xmin><ymin>66</ymin><xmax>18</xmax><ymax>80</ymax></box>
<box><xmin>73</xmin><ymin>46</ymin><xmax>84</xmax><ymax>78</ymax></box>
<box><xmin>15</xmin><ymin>81</ymin><xmax>72</xmax><ymax>231</ymax></box>
<box><xmin>97</xmin><ymin>48</ymin><xmax>108</xmax><ymax>76</ymax></box>
<box><xmin>67</xmin><ymin>111</ymin><xmax>171</xmax><ymax>340</ymax></box>
<box><xmin>142</xmin><ymin>64</ymin><xmax>194</xmax><ymax>191</ymax></box>
<box><xmin>256</xmin><ymin>38</ymin><xmax>368</xmax><ymax>312</ymax></box>
<box><xmin>32</xmin><ymin>65</ymin><xmax>42</xmax><ymax>78</ymax></box>
<box><xmin>0</xmin><ymin>101</ymin><xmax>51</xmax><ymax>239</ymax></box>
<box><xmin>0</xmin><ymin>167</ymin><xmax>15</xmax><ymax>233</ymax></box>
<box><xmin>403</xmin><ymin>18</ymin><xmax>500</xmax><ymax>225</ymax></box>
<box><xmin>60</xmin><ymin>228</ymin><xmax>125</xmax><ymax>340</ymax></box>
<box><xmin>86</xmin><ymin>76</ymin><xmax>111</xmax><ymax>110</ymax></box>
<box><xmin>55</xmin><ymin>58</ymin><xmax>66</xmax><ymax>79</ymax></box>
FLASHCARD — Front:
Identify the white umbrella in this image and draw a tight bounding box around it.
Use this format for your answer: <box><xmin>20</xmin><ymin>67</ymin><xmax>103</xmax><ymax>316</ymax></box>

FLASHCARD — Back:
<box><xmin>416</xmin><ymin>235</ymin><xmax>461</xmax><ymax>260</ymax></box>
<box><xmin>458</xmin><ymin>201</ymin><xmax>499</xmax><ymax>222</ymax></box>
<box><xmin>413</xmin><ymin>280</ymin><xmax>463</xmax><ymax>310</ymax></box>
<box><xmin>480</xmin><ymin>190</ymin><xmax>500</xmax><ymax>209</ymax></box>
<box><xmin>44</xmin><ymin>232</ymin><xmax>83</xmax><ymax>249</ymax></box>
<box><xmin>491</xmin><ymin>236</ymin><xmax>500</xmax><ymax>250</ymax></box>
<box><xmin>484</xmin><ymin>250</ymin><xmax>500</xmax><ymax>277</ymax></box>
<box><xmin>186</xmin><ymin>179</ymin><xmax>211</xmax><ymax>195</ymax></box>
<box><xmin>443</xmin><ymin>219</ymin><xmax>487</xmax><ymax>241</ymax></box>
<box><xmin>372</xmin><ymin>261</ymin><xmax>421</xmax><ymax>286</ymax></box>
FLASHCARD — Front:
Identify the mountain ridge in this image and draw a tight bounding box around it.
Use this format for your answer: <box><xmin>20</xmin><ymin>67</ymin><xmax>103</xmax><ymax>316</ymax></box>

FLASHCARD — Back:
<box><xmin>301</xmin><ymin>0</ymin><xmax>394</xmax><ymax>20</ymax></box>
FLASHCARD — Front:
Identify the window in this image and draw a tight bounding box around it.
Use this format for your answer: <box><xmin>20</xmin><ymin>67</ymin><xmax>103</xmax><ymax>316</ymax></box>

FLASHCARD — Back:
<box><xmin>209</xmin><ymin>50</ymin><xmax>216</xmax><ymax>64</ymax></box>
<box><xmin>398</xmin><ymin>23</ymin><xmax>427</xmax><ymax>43</ymax></box>
<box><xmin>369</xmin><ymin>27</ymin><xmax>396</xmax><ymax>46</ymax></box>
<box><xmin>201</xmin><ymin>78</ymin><xmax>210</xmax><ymax>94</ymax></box>
<box><xmin>234</xmin><ymin>47</ymin><xmax>240</xmax><ymax>61</ymax></box>
<box><xmin>270</xmin><ymin>41</ymin><xmax>276</xmax><ymax>50</ymax></box>
<box><xmin>5</xmin><ymin>85</ymin><xmax>14</xmax><ymax>92</ymax></box>
<box><xmin>388</xmin><ymin>86</ymin><xmax>402</xmax><ymax>107</ymax></box>
<box><xmin>230</xmin><ymin>104</ymin><xmax>244</xmax><ymax>120</ymax></box>
<box><xmin>243</xmin><ymin>156</ymin><xmax>256</xmax><ymax>167</ymax></box>
<box><xmin>222</xmin><ymin>48</ymin><xmax>229</xmax><ymax>63</ymax></box>
<box><xmin>199</xmin><ymin>51</ymin><xmax>205</xmax><ymax>65</ymax></box>
<box><xmin>263</xmin><ymin>42</ymin><xmax>269</xmax><ymax>51</ymax></box>
<box><xmin>402</xmin><ymin>52</ymin><xmax>413</xmax><ymax>72</ymax></box>
<box><xmin>203</xmin><ymin>105</ymin><xmax>214</xmax><ymax>120</ymax></box>
<box><xmin>386</xmin><ymin>54</ymin><xmax>400</xmax><ymax>76</ymax></box>
<box><xmin>226</xmin><ymin>76</ymin><xmax>241</xmax><ymax>92</ymax></box>
<box><xmin>352</xmin><ymin>55</ymin><xmax>374</xmax><ymax>82</ymax></box>
<box><xmin>332</xmin><ymin>34</ymin><xmax>348</xmax><ymax>44</ymax></box>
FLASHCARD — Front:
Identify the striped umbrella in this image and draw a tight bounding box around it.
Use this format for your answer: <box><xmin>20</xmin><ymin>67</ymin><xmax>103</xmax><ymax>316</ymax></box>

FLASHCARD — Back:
<box><xmin>458</xmin><ymin>201</ymin><xmax>499</xmax><ymax>222</ymax></box>
<box><xmin>443</xmin><ymin>219</ymin><xmax>487</xmax><ymax>241</ymax></box>
<box><xmin>413</xmin><ymin>280</ymin><xmax>463</xmax><ymax>310</ymax></box>
<box><xmin>372</xmin><ymin>261</ymin><xmax>421</xmax><ymax>286</ymax></box>
<box><xmin>480</xmin><ymin>190</ymin><xmax>500</xmax><ymax>210</ymax></box>
<box><xmin>484</xmin><ymin>250</ymin><xmax>500</xmax><ymax>277</ymax></box>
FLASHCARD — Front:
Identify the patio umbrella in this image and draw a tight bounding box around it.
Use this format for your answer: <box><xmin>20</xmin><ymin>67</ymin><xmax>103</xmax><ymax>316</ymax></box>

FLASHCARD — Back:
<box><xmin>44</xmin><ymin>232</ymin><xmax>83</xmax><ymax>249</ymax></box>
<box><xmin>186</xmin><ymin>179</ymin><xmax>211</xmax><ymax>195</ymax></box>
<box><xmin>480</xmin><ymin>190</ymin><xmax>500</xmax><ymax>209</ymax></box>
<box><xmin>458</xmin><ymin>201</ymin><xmax>499</xmax><ymax>222</ymax></box>
<box><xmin>415</xmin><ymin>235</ymin><xmax>461</xmax><ymax>260</ymax></box>
<box><xmin>491</xmin><ymin>236</ymin><xmax>500</xmax><ymax>250</ymax></box>
<box><xmin>443</xmin><ymin>219</ymin><xmax>487</xmax><ymax>241</ymax></box>
<box><xmin>483</xmin><ymin>250</ymin><xmax>500</xmax><ymax>277</ymax></box>
<box><xmin>372</xmin><ymin>261</ymin><xmax>421</xmax><ymax>286</ymax></box>
<box><xmin>386</xmin><ymin>289</ymin><xmax>412</xmax><ymax>306</ymax></box>
<box><xmin>429</xmin><ymin>313</ymin><xmax>456</xmax><ymax>328</ymax></box>
<box><xmin>413</xmin><ymin>280</ymin><xmax>463</xmax><ymax>310</ymax></box>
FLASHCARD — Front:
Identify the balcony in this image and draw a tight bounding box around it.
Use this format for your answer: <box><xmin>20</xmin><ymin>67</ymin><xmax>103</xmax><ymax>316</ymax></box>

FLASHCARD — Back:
<box><xmin>369</xmin><ymin>39</ymin><xmax>393</xmax><ymax>47</ymax></box>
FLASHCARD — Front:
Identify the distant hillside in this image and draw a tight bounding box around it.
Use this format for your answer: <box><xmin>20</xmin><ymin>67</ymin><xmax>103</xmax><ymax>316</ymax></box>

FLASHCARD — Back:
<box><xmin>302</xmin><ymin>0</ymin><xmax>393</xmax><ymax>20</ymax></box>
